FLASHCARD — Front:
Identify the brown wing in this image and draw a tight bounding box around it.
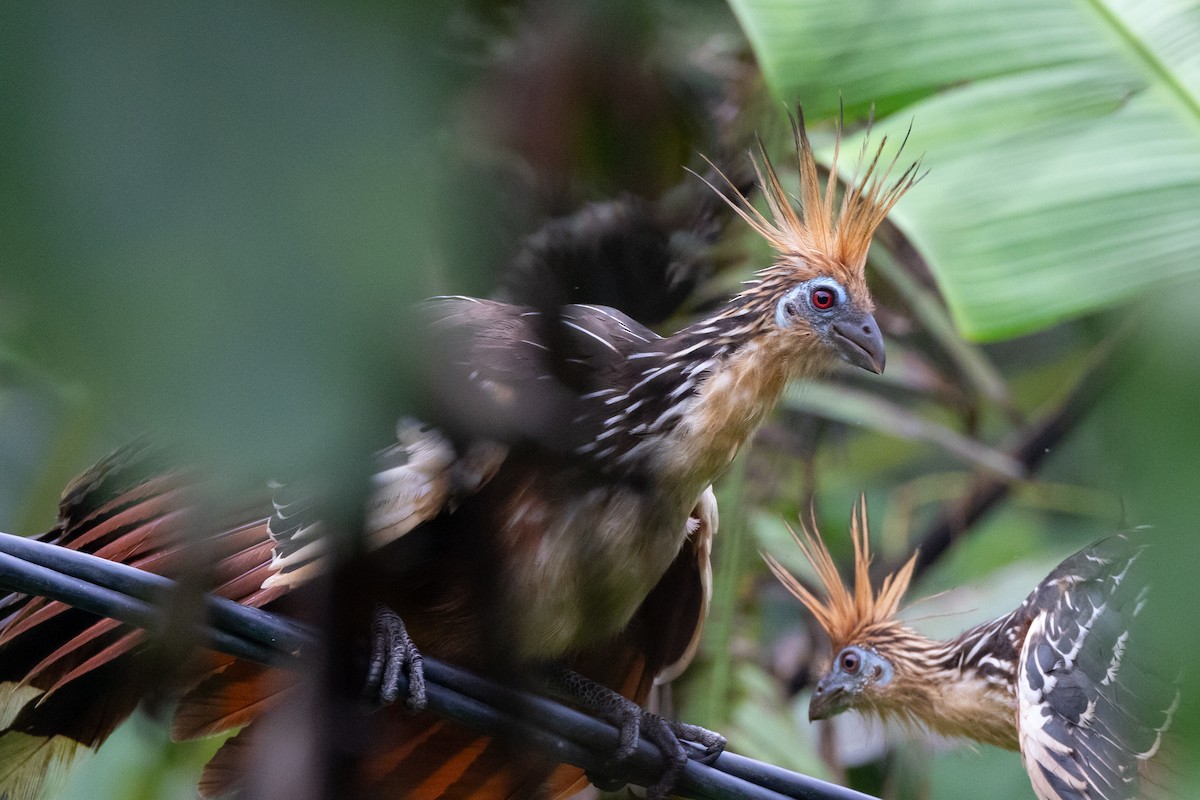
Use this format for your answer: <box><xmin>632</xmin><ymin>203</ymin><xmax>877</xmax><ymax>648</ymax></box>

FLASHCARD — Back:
<box><xmin>0</xmin><ymin>465</ymin><xmax>279</xmax><ymax>735</ymax></box>
<box><xmin>0</xmin><ymin>423</ymin><xmax>482</xmax><ymax>799</ymax></box>
<box><xmin>0</xmin><ymin>451</ymin><xmax>283</xmax><ymax>800</ymax></box>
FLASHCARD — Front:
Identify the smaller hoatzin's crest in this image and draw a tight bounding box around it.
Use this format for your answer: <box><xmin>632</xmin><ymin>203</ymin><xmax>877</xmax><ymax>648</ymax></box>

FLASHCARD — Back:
<box><xmin>763</xmin><ymin>499</ymin><xmax>917</xmax><ymax>653</ymax></box>
<box><xmin>701</xmin><ymin>106</ymin><xmax>924</xmax><ymax>282</ymax></box>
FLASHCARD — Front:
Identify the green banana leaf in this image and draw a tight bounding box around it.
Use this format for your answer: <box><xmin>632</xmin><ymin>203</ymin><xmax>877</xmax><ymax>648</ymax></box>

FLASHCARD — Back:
<box><xmin>727</xmin><ymin>0</ymin><xmax>1200</xmax><ymax>340</ymax></box>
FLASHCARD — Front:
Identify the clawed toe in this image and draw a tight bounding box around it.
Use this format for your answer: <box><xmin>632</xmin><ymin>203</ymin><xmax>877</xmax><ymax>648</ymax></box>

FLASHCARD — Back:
<box><xmin>668</xmin><ymin>719</ymin><xmax>726</xmax><ymax>764</ymax></box>
<box><xmin>364</xmin><ymin>604</ymin><xmax>426</xmax><ymax>711</ymax></box>
<box><xmin>553</xmin><ymin>668</ymin><xmax>726</xmax><ymax>799</ymax></box>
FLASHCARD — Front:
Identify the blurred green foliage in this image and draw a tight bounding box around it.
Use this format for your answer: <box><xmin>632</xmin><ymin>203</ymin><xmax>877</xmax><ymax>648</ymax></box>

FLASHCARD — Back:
<box><xmin>1</xmin><ymin>1</ymin><xmax>472</xmax><ymax>518</ymax></box>
<box><xmin>2</xmin><ymin>0</ymin><xmax>1198</xmax><ymax>798</ymax></box>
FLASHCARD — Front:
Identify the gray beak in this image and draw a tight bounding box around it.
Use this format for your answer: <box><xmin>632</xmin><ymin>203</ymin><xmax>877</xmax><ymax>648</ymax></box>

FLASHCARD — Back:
<box><xmin>831</xmin><ymin>311</ymin><xmax>886</xmax><ymax>374</ymax></box>
<box><xmin>808</xmin><ymin>673</ymin><xmax>854</xmax><ymax>721</ymax></box>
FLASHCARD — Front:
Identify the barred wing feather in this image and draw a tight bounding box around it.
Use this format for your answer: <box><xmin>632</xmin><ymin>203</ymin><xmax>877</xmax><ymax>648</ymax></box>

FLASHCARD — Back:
<box><xmin>1016</xmin><ymin>534</ymin><xmax>1178</xmax><ymax>800</ymax></box>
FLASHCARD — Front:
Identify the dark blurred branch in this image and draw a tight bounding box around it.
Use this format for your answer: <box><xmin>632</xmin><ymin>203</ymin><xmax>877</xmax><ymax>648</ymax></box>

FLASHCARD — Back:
<box><xmin>0</xmin><ymin>531</ymin><xmax>876</xmax><ymax>800</ymax></box>
<box><xmin>905</xmin><ymin>320</ymin><xmax>1131</xmax><ymax>579</ymax></box>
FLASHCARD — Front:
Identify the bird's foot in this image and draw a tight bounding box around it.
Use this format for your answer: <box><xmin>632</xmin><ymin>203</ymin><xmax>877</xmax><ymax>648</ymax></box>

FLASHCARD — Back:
<box><xmin>363</xmin><ymin>603</ymin><xmax>426</xmax><ymax>711</ymax></box>
<box><xmin>662</xmin><ymin>718</ymin><xmax>726</xmax><ymax>764</ymax></box>
<box><xmin>555</xmin><ymin>668</ymin><xmax>726</xmax><ymax>799</ymax></box>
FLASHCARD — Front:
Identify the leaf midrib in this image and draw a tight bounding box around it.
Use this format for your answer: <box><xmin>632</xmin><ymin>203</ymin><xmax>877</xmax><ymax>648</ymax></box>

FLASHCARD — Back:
<box><xmin>1079</xmin><ymin>0</ymin><xmax>1200</xmax><ymax>120</ymax></box>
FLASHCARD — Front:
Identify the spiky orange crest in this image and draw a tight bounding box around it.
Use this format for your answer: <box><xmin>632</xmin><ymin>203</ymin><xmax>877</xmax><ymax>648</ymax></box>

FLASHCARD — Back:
<box><xmin>705</xmin><ymin>107</ymin><xmax>922</xmax><ymax>284</ymax></box>
<box><xmin>764</xmin><ymin>499</ymin><xmax>918</xmax><ymax>652</ymax></box>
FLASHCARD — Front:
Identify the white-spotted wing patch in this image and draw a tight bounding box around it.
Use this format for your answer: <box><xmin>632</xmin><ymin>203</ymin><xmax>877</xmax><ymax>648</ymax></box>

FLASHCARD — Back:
<box><xmin>1016</xmin><ymin>533</ymin><xmax>1177</xmax><ymax>800</ymax></box>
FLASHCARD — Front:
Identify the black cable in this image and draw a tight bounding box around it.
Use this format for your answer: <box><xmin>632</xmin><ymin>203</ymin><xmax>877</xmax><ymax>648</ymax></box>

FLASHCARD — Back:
<box><xmin>0</xmin><ymin>531</ymin><xmax>309</xmax><ymax>657</ymax></box>
<box><xmin>0</xmin><ymin>531</ymin><xmax>875</xmax><ymax>800</ymax></box>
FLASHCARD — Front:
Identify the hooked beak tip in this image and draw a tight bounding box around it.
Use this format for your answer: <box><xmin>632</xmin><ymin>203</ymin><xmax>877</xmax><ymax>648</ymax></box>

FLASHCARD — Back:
<box><xmin>808</xmin><ymin>684</ymin><xmax>843</xmax><ymax>722</ymax></box>
<box><xmin>832</xmin><ymin>314</ymin><xmax>886</xmax><ymax>375</ymax></box>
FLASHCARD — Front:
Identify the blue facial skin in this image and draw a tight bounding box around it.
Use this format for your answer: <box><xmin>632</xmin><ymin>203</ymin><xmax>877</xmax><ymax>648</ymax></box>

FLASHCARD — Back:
<box><xmin>774</xmin><ymin>278</ymin><xmax>848</xmax><ymax>331</ymax></box>
<box><xmin>808</xmin><ymin>644</ymin><xmax>895</xmax><ymax>721</ymax></box>
<box><xmin>774</xmin><ymin>278</ymin><xmax>886</xmax><ymax>374</ymax></box>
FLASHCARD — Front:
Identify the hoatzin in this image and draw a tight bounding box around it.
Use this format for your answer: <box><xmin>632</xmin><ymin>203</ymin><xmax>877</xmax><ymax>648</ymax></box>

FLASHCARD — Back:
<box><xmin>766</xmin><ymin>503</ymin><xmax>1179</xmax><ymax>800</ymax></box>
<box><xmin>0</xmin><ymin>111</ymin><xmax>918</xmax><ymax>800</ymax></box>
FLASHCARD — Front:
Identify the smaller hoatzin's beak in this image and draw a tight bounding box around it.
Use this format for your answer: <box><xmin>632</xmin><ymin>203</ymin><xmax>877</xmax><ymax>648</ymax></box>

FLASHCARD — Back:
<box><xmin>831</xmin><ymin>311</ymin><xmax>886</xmax><ymax>374</ymax></box>
<box><xmin>808</xmin><ymin>673</ymin><xmax>856</xmax><ymax>721</ymax></box>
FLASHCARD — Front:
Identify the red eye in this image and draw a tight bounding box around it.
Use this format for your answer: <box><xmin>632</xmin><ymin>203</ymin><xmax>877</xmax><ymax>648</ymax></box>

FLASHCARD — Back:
<box><xmin>839</xmin><ymin>649</ymin><xmax>860</xmax><ymax>674</ymax></box>
<box><xmin>811</xmin><ymin>287</ymin><xmax>836</xmax><ymax>310</ymax></box>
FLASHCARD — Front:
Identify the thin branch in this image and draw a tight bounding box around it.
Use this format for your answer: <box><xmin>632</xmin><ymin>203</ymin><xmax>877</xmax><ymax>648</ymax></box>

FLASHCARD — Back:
<box><xmin>904</xmin><ymin>320</ymin><xmax>1130</xmax><ymax>579</ymax></box>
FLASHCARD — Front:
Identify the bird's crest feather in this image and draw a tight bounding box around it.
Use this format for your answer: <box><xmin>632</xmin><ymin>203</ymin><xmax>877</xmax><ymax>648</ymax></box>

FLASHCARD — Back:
<box><xmin>701</xmin><ymin>106</ymin><xmax>923</xmax><ymax>284</ymax></box>
<box><xmin>764</xmin><ymin>498</ymin><xmax>917</xmax><ymax>651</ymax></box>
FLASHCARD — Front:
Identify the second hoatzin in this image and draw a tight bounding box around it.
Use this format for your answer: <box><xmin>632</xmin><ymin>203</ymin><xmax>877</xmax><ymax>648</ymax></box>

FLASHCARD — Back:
<box><xmin>767</xmin><ymin>503</ymin><xmax>1178</xmax><ymax>800</ymax></box>
<box><xmin>0</xmin><ymin>111</ymin><xmax>918</xmax><ymax>800</ymax></box>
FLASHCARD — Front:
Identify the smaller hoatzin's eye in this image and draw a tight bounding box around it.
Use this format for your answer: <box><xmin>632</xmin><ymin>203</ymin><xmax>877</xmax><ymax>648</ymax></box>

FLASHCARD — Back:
<box><xmin>810</xmin><ymin>286</ymin><xmax>837</xmax><ymax>310</ymax></box>
<box><xmin>838</xmin><ymin>649</ymin><xmax>861</xmax><ymax>675</ymax></box>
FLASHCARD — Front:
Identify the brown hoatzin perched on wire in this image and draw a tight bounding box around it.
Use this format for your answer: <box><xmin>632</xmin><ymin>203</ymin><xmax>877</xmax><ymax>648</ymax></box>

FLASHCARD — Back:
<box><xmin>0</xmin><ymin>110</ymin><xmax>918</xmax><ymax>800</ymax></box>
<box><xmin>766</xmin><ymin>502</ymin><xmax>1179</xmax><ymax>800</ymax></box>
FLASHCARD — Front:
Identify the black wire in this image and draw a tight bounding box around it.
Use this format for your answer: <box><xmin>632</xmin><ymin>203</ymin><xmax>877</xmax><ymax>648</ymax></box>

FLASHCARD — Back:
<box><xmin>0</xmin><ymin>551</ymin><xmax>283</xmax><ymax>666</ymax></box>
<box><xmin>0</xmin><ymin>531</ymin><xmax>875</xmax><ymax>800</ymax></box>
<box><xmin>0</xmin><ymin>531</ymin><xmax>309</xmax><ymax>657</ymax></box>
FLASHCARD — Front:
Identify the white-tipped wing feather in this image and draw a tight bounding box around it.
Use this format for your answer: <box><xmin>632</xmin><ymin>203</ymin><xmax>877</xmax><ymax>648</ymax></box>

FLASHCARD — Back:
<box><xmin>1016</xmin><ymin>534</ymin><xmax>1178</xmax><ymax>800</ymax></box>
<box><xmin>263</xmin><ymin>422</ymin><xmax>499</xmax><ymax>590</ymax></box>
